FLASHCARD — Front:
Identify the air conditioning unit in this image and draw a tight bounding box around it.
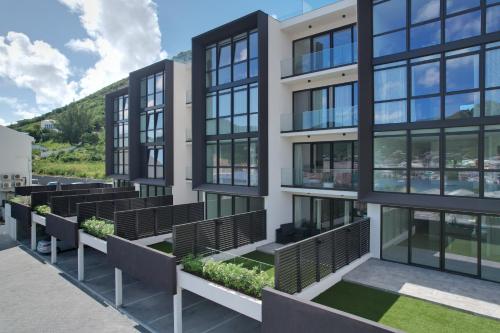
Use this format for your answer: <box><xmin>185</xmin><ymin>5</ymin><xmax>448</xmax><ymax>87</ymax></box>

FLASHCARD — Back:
<box><xmin>13</xmin><ymin>174</ymin><xmax>22</xmax><ymax>180</ymax></box>
<box><xmin>15</xmin><ymin>181</ymin><xmax>24</xmax><ymax>187</ymax></box>
<box><xmin>1</xmin><ymin>174</ymin><xmax>10</xmax><ymax>181</ymax></box>
<box><xmin>2</xmin><ymin>182</ymin><xmax>12</xmax><ymax>189</ymax></box>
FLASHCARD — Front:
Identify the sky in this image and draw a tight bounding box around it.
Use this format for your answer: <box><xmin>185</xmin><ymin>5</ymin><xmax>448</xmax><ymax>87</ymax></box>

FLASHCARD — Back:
<box><xmin>0</xmin><ymin>0</ymin><xmax>335</xmax><ymax>126</ymax></box>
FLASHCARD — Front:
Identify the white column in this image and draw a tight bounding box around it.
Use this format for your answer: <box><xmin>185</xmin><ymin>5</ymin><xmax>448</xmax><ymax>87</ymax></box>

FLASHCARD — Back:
<box><xmin>50</xmin><ymin>236</ymin><xmax>57</xmax><ymax>264</ymax></box>
<box><xmin>11</xmin><ymin>219</ymin><xmax>17</xmax><ymax>241</ymax></box>
<box><xmin>78</xmin><ymin>240</ymin><xmax>84</xmax><ymax>281</ymax></box>
<box><xmin>173</xmin><ymin>286</ymin><xmax>183</xmax><ymax>333</ymax></box>
<box><xmin>115</xmin><ymin>268</ymin><xmax>123</xmax><ymax>307</ymax></box>
<box><xmin>31</xmin><ymin>221</ymin><xmax>36</xmax><ymax>250</ymax></box>
<box><xmin>367</xmin><ymin>203</ymin><xmax>381</xmax><ymax>259</ymax></box>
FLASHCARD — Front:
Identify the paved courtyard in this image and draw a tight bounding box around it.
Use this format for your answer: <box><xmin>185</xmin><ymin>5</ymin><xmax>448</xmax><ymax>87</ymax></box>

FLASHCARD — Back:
<box><xmin>0</xmin><ymin>226</ymin><xmax>260</xmax><ymax>332</ymax></box>
<box><xmin>344</xmin><ymin>258</ymin><xmax>500</xmax><ymax>320</ymax></box>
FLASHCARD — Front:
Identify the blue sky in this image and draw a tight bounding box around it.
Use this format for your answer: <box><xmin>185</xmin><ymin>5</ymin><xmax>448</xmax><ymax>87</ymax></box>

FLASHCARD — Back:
<box><xmin>0</xmin><ymin>0</ymin><xmax>335</xmax><ymax>126</ymax></box>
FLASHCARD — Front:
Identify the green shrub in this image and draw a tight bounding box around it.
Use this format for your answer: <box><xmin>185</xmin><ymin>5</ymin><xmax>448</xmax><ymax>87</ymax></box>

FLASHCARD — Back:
<box><xmin>82</xmin><ymin>217</ymin><xmax>114</xmax><ymax>239</ymax></box>
<box><xmin>182</xmin><ymin>255</ymin><xmax>273</xmax><ymax>299</ymax></box>
<box><xmin>34</xmin><ymin>205</ymin><xmax>51</xmax><ymax>216</ymax></box>
<box><xmin>9</xmin><ymin>196</ymin><xmax>31</xmax><ymax>206</ymax></box>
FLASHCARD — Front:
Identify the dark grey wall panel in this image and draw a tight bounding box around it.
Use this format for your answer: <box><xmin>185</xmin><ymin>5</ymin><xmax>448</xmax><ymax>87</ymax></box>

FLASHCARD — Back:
<box><xmin>261</xmin><ymin>288</ymin><xmax>400</xmax><ymax>333</ymax></box>
<box><xmin>15</xmin><ymin>185</ymin><xmax>56</xmax><ymax>196</ymax></box>
<box><xmin>51</xmin><ymin>191</ymin><xmax>138</xmax><ymax>217</ymax></box>
<box><xmin>10</xmin><ymin>202</ymin><xmax>31</xmax><ymax>240</ymax></box>
<box><xmin>45</xmin><ymin>214</ymin><xmax>79</xmax><ymax>248</ymax></box>
<box><xmin>107</xmin><ymin>235</ymin><xmax>177</xmax><ymax>294</ymax></box>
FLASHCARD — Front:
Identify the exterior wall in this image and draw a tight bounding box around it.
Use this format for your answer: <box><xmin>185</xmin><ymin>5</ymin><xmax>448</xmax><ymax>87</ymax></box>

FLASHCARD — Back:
<box><xmin>0</xmin><ymin>126</ymin><xmax>33</xmax><ymax>209</ymax></box>
<box><xmin>172</xmin><ymin>61</ymin><xmax>197</xmax><ymax>204</ymax></box>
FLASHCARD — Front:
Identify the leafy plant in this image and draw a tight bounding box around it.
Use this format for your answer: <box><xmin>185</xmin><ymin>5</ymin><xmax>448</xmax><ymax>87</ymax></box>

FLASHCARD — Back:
<box><xmin>82</xmin><ymin>217</ymin><xmax>114</xmax><ymax>239</ymax></box>
<box><xmin>182</xmin><ymin>255</ymin><xmax>274</xmax><ymax>299</ymax></box>
<box><xmin>33</xmin><ymin>205</ymin><xmax>51</xmax><ymax>216</ymax></box>
<box><xmin>9</xmin><ymin>196</ymin><xmax>31</xmax><ymax>206</ymax></box>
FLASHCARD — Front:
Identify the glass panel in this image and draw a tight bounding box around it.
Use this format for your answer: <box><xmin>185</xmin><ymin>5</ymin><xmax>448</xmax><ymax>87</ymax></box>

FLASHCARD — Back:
<box><xmin>444</xmin><ymin>171</ymin><xmax>479</xmax><ymax>196</ymax></box>
<box><xmin>219</xmin><ymin>140</ymin><xmax>232</xmax><ymax>167</ymax></box>
<box><xmin>233</xmin><ymin>115</ymin><xmax>247</xmax><ymax>133</ymax></box>
<box><xmin>486</xmin><ymin>48</ymin><xmax>500</xmax><ymax>88</ymax></box>
<box><xmin>249</xmin><ymin>32</ymin><xmax>258</xmax><ymax>59</ymax></box>
<box><xmin>334</xmin><ymin>84</ymin><xmax>354</xmax><ymax>127</ymax></box>
<box><xmin>333</xmin><ymin>142</ymin><xmax>352</xmax><ymax>169</ymax></box>
<box><xmin>293</xmin><ymin>39</ymin><xmax>311</xmax><ymax>75</ymax></box>
<box><xmin>485</xmin><ymin>172</ymin><xmax>500</xmax><ymax>198</ymax></box>
<box><xmin>234</xmin><ymin>139</ymin><xmax>248</xmax><ymax>166</ymax></box>
<box><xmin>312</xmin><ymin>142</ymin><xmax>331</xmax><ymax>170</ymax></box>
<box><xmin>219</xmin><ymin>44</ymin><xmax>231</xmax><ymax>67</ymax></box>
<box><xmin>250</xmin><ymin>138</ymin><xmax>258</xmax><ymax>168</ymax></box>
<box><xmin>375</xmin><ymin>101</ymin><xmax>407</xmax><ymax>124</ymax></box>
<box><xmin>444</xmin><ymin>213</ymin><xmax>478</xmax><ymax>275</ymax></box>
<box><xmin>219</xmin><ymin>168</ymin><xmax>232</xmax><ymax>185</ymax></box>
<box><xmin>250</xmin><ymin>84</ymin><xmax>258</xmax><ymax>113</ymax></box>
<box><xmin>206</xmin><ymin>142</ymin><xmax>217</xmax><ymax>167</ymax></box>
<box><xmin>218</xmin><ymin>67</ymin><xmax>231</xmax><ymax>85</ymax></box>
<box><xmin>445</xmin><ymin>10</ymin><xmax>481</xmax><ymax>42</ymax></box>
<box><xmin>486</xmin><ymin>6</ymin><xmax>500</xmax><ymax>33</ymax></box>
<box><xmin>411</xmin><ymin>134</ymin><xmax>439</xmax><ymax>168</ymax></box>
<box><xmin>220</xmin><ymin>195</ymin><xmax>233</xmax><ymax>217</ymax></box>
<box><xmin>233</xmin><ymin>38</ymin><xmax>247</xmax><ymax>62</ymax></box>
<box><xmin>249</xmin><ymin>114</ymin><xmax>258</xmax><ymax>132</ymax></box>
<box><xmin>155</xmin><ymin>73</ymin><xmax>163</xmax><ymax>92</ymax></box>
<box><xmin>412</xmin><ymin>61</ymin><xmax>440</xmax><ymax>96</ymax></box>
<box><xmin>374</xmin><ymin>30</ymin><xmax>406</xmax><ymax>57</ymax></box>
<box><xmin>250</xmin><ymin>168</ymin><xmax>258</xmax><ymax>186</ymax></box>
<box><xmin>373</xmin><ymin>0</ymin><xmax>406</xmax><ymax>34</ymax></box>
<box><xmin>206</xmin><ymin>167</ymin><xmax>217</xmax><ymax>184</ymax></box>
<box><xmin>206</xmin><ymin>94</ymin><xmax>216</xmax><ymax>118</ymax></box>
<box><xmin>445</xmin><ymin>131</ymin><xmax>478</xmax><ymax>168</ymax></box>
<box><xmin>410</xmin><ymin>21</ymin><xmax>441</xmax><ymax>50</ymax></box>
<box><xmin>374</xmin><ymin>66</ymin><xmax>407</xmax><ymax>101</ymax></box>
<box><xmin>206</xmin><ymin>119</ymin><xmax>216</xmax><ymax>135</ymax></box>
<box><xmin>234</xmin><ymin>167</ymin><xmax>248</xmax><ymax>186</ymax></box>
<box><xmin>233</xmin><ymin>62</ymin><xmax>247</xmax><ymax>81</ymax></box>
<box><xmin>446</xmin><ymin>0</ymin><xmax>480</xmax><ymax>14</ymax></box>
<box><xmin>410</xmin><ymin>170</ymin><xmax>440</xmax><ymax>194</ymax></box>
<box><xmin>374</xmin><ymin>170</ymin><xmax>407</xmax><ymax>192</ymax></box>
<box><xmin>411</xmin><ymin>0</ymin><xmax>440</xmax><ymax>23</ymax></box>
<box><xmin>219</xmin><ymin>91</ymin><xmax>231</xmax><ymax>117</ymax></box>
<box><xmin>206</xmin><ymin>193</ymin><xmax>218</xmax><ymax>219</ymax></box>
<box><xmin>445</xmin><ymin>92</ymin><xmax>480</xmax><ymax>119</ymax></box>
<box><xmin>484</xmin><ymin>131</ymin><xmax>500</xmax><ymax>170</ymax></box>
<box><xmin>312</xmin><ymin>33</ymin><xmax>331</xmax><ymax>70</ymax></box>
<box><xmin>249</xmin><ymin>197</ymin><xmax>264</xmax><ymax>211</ymax></box>
<box><xmin>485</xmin><ymin>89</ymin><xmax>500</xmax><ymax>116</ymax></box>
<box><xmin>481</xmin><ymin>216</ymin><xmax>500</xmax><ymax>282</ymax></box>
<box><xmin>294</xmin><ymin>196</ymin><xmax>311</xmax><ymax>229</ymax></box>
<box><xmin>333</xmin><ymin>27</ymin><xmax>353</xmax><ymax>66</ymax></box>
<box><xmin>218</xmin><ymin>117</ymin><xmax>231</xmax><ymax>135</ymax></box>
<box><xmin>374</xmin><ymin>135</ymin><xmax>407</xmax><ymax>168</ymax></box>
<box><xmin>382</xmin><ymin>207</ymin><xmax>409</xmax><ymax>263</ymax></box>
<box><xmin>206</xmin><ymin>47</ymin><xmax>216</xmax><ymax>71</ymax></box>
<box><xmin>234</xmin><ymin>87</ymin><xmax>247</xmax><ymax>114</ymax></box>
<box><xmin>446</xmin><ymin>54</ymin><xmax>479</xmax><ymax>92</ymax></box>
<box><xmin>234</xmin><ymin>196</ymin><xmax>248</xmax><ymax>215</ymax></box>
<box><xmin>293</xmin><ymin>90</ymin><xmax>310</xmax><ymax>130</ymax></box>
<box><xmin>313</xmin><ymin>198</ymin><xmax>331</xmax><ymax>232</ymax></box>
<box><xmin>411</xmin><ymin>211</ymin><xmax>441</xmax><ymax>268</ymax></box>
<box><xmin>411</xmin><ymin>96</ymin><xmax>441</xmax><ymax>121</ymax></box>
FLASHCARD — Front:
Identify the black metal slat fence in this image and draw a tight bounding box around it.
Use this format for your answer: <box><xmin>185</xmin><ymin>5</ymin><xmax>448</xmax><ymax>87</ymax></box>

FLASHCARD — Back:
<box><xmin>114</xmin><ymin>202</ymin><xmax>204</xmax><ymax>240</ymax></box>
<box><xmin>50</xmin><ymin>190</ymin><xmax>138</xmax><ymax>217</ymax></box>
<box><xmin>76</xmin><ymin>196</ymin><xmax>173</xmax><ymax>224</ymax></box>
<box><xmin>172</xmin><ymin>210</ymin><xmax>267</xmax><ymax>262</ymax></box>
<box><xmin>274</xmin><ymin>218</ymin><xmax>370</xmax><ymax>294</ymax></box>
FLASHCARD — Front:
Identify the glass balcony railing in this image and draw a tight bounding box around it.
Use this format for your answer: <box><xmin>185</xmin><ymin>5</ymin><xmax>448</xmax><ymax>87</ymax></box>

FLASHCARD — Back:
<box><xmin>281</xmin><ymin>106</ymin><xmax>357</xmax><ymax>132</ymax></box>
<box><xmin>186</xmin><ymin>90</ymin><xmax>192</xmax><ymax>104</ymax></box>
<box><xmin>186</xmin><ymin>166</ymin><xmax>192</xmax><ymax>180</ymax></box>
<box><xmin>185</xmin><ymin>126</ymin><xmax>192</xmax><ymax>142</ymax></box>
<box><xmin>281</xmin><ymin>43</ymin><xmax>357</xmax><ymax>78</ymax></box>
<box><xmin>281</xmin><ymin>168</ymin><xmax>358</xmax><ymax>190</ymax></box>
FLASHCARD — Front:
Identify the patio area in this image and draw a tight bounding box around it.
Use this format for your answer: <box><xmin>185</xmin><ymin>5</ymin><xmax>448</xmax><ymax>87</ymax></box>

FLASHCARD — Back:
<box><xmin>343</xmin><ymin>258</ymin><xmax>500</xmax><ymax>320</ymax></box>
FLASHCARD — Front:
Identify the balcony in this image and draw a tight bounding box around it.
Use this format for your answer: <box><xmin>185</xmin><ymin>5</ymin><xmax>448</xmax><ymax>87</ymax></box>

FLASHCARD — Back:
<box><xmin>281</xmin><ymin>168</ymin><xmax>358</xmax><ymax>191</ymax></box>
<box><xmin>281</xmin><ymin>106</ymin><xmax>357</xmax><ymax>133</ymax></box>
<box><xmin>185</xmin><ymin>126</ymin><xmax>192</xmax><ymax>142</ymax></box>
<box><xmin>281</xmin><ymin>43</ymin><xmax>357</xmax><ymax>79</ymax></box>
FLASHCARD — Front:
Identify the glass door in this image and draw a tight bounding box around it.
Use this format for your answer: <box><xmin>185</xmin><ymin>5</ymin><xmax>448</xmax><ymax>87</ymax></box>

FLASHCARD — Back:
<box><xmin>293</xmin><ymin>144</ymin><xmax>311</xmax><ymax>186</ymax></box>
<box><xmin>312</xmin><ymin>33</ymin><xmax>331</xmax><ymax>71</ymax></box>
<box><xmin>481</xmin><ymin>215</ymin><xmax>500</xmax><ymax>282</ymax></box>
<box><xmin>334</xmin><ymin>84</ymin><xmax>354</xmax><ymax>127</ymax></box>
<box><xmin>332</xmin><ymin>199</ymin><xmax>352</xmax><ymax>228</ymax></box>
<box><xmin>311</xmin><ymin>88</ymin><xmax>329</xmax><ymax>129</ymax></box>
<box><xmin>410</xmin><ymin>210</ymin><xmax>441</xmax><ymax>268</ymax></box>
<box><xmin>293</xmin><ymin>90</ymin><xmax>310</xmax><ymax>130</ymax></box>
<box><xmin>313</xmin><ymin>198</ymin><xmax>331</xmax><ymax>232</ymax></box>
<box><xmin>444</xmin><ymin>213</ymin><xmax>479</xmax><ymax>276</ymax></box>
<box><xmin>293</xmin><ymin>39</ymin><xmax>310</xmax><ymax>75</ymax></box>
<box><xmin>312</xmin><ymin>143</ymin><xmax>331</xmax><ymax>188</ymax></box>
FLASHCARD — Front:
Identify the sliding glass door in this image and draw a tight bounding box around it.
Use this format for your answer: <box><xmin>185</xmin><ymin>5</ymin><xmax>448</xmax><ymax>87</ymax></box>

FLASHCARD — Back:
<box><xmin>410</xmin><ymin>210</ymin><xmax>441</xmax><ymax>268</ymax></box>
<box><xmin>444</xmin><ymin>213</ymin><xmax>479</xmax><ymax>275</ymax></box>
<box><xmin>481</xmin><ymin>215</ymin><xmax>500</xmax><ymax>282</ymax></box>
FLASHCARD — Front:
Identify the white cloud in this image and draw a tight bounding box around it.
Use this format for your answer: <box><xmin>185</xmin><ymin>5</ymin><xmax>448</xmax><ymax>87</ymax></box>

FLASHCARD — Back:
<box><xmin>0</xmin><ymin>117</ymin><xmax>7</xmax><ymax>126</ymax></box>
<box><xmin>0</xmin><ymin>96</ymin><xmax>43</xmax><ymax>122</ymax></box>
<box><xmin>60</xmin><ymin>0</ymin><xmax>167</xmax><ymax>97</ymax></box>
<box><xmin>0</xmin><ymin>32</ymin><xmax>78</xmax><ymax>108</ymax></box>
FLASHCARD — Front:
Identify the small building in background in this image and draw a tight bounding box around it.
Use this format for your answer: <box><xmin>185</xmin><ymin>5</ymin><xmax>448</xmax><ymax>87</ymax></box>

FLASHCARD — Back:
<box><xmin>0</xmin><ymin>125</ymin><xmax>34</xmax><ymax>218</ymax></box>
<box><xmin>40</xmin><ymin>119</ymin><xmax>57</xmax><ymax>131</ymax></box>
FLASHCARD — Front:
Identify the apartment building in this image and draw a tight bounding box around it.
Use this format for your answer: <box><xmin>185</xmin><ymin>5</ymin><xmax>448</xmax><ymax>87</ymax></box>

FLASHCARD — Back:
<box><xmin>105</xmin><ymin>59</ymin><xmax>197</xmax><ymax>204</ymax></box>
<box><xmin>105</xmin><ymin>0</ymin><xmax>500</xmax><ymax>288</ymax></box>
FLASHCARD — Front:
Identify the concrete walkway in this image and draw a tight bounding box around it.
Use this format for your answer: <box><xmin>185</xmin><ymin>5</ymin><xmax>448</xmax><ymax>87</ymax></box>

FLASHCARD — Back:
<box><xmin>0</xmin><ymin>232</ymin><xmax>142</xmax><ymax>333</ymax></box>
<box><xmin>343</xmin><ymin>259</ymin><xmax>500</xmax><ymax>320</ymax></box>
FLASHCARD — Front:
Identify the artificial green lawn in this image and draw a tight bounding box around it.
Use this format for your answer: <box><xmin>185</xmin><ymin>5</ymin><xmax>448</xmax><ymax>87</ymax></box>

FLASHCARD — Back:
<box><xmin>224</xmin><ymin>251</ymin><xmax>275</xmax><ymax>278</ymax></box>
<box><xmin>313</xmin><ymin>281</ymin><xmax>500</xmax><ymax>333</ymax></box>
<box><xmin>149</xmin><ymin>241</ymin><xmax>173</xmax><ymax>254</ymax></box>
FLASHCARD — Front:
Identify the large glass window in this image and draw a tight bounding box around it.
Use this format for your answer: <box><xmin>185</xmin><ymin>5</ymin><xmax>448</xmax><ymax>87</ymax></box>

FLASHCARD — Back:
<box><xmin>374</xmin><ymin>131</ymin><xmax>407</xmax><ymax>192</ymax></box>
<box><xmin>444</xmin><ymin>213</ymin><xmax>478</xmax><ymax>275</ymax></box>
<box><xmin>411</xmin><ymin>210</ymin><xmax>441</xmax><ymax>268</ymax></box>
<box><xmin>484</xmin><ymin>125</ymin><xmax>500</xmax><ymax>198</ymax></box>
<box><xmin>374</xmin><ymin>63</ymin><xmax>407</xmax><ymax>124</ymax></box>
<box><xmin>146</xmin><ymin>146</ymin><xmax>163</xmax><ymax>179</ymax></box>
<box><xmin>481</xmin><ymin>215</ymin><xmax>500</xmax><ymax>282</ymax></box>
<box><xmin>113</xmin><ymin>94</ymin><xmax>129</xmax><ymax>175</ymax></box>
<box><xmin>410</xmin><ymin>129</ymin><xmax>440</xmax><ymax>194</ymax></box>
<box><xmin>381</xmin><ymin>207</ymin><xmax>409</xmax><ymax>263</ymax></box>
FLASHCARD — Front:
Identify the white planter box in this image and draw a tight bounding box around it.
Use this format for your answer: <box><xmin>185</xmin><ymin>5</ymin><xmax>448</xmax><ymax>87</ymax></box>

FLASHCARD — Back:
<box><xmin>79</xmin><ymin>230</ymin><xmax>107</xmax><ymax>254</ymax></box>
<box><xmin>178</xmin><ymin>269</ymin><xmax>262</xmax><ymax>321</ymax></box>
<box><xmin>31</xmin><ymin>212</ymin><xmax>46</xmax><ymax>226</ymax></box>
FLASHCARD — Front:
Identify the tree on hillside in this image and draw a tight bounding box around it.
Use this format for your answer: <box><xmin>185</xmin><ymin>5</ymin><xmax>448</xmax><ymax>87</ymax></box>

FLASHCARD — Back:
<box><xmin>57</xmin><ymin>105</ymin><xmax>93</xmax><ymax>144</ymax></box>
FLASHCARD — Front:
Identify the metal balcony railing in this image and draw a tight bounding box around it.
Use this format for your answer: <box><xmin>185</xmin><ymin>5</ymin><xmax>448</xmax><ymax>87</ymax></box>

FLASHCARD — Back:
<box><xmin>281</xmin><ymin>43</ymin><xmax>357</xmax><ymax>78</ymax></box>
<box><xmin>281</xmin><ymin>168</ymin><xmax>358</xmax><ymax>190</ymax></box>
<box><xmin>280</xmin><ymin>106</ymin><xmax>358</xmax><ymax>132</ymax></box>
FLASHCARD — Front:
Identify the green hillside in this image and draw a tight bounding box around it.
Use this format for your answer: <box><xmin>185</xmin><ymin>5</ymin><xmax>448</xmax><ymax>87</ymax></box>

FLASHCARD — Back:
<box><xmin>9</xmin><ymin>78</ymin><xmax>128</xmax><ymax>179</ymax></box>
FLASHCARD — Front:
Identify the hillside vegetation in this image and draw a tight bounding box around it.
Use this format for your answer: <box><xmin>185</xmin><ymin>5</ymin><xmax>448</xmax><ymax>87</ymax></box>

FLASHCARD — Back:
<box><xmin>10</xmin><ymin>78</ymin><xmax>128</xmax><ymax>179</ymax></box>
